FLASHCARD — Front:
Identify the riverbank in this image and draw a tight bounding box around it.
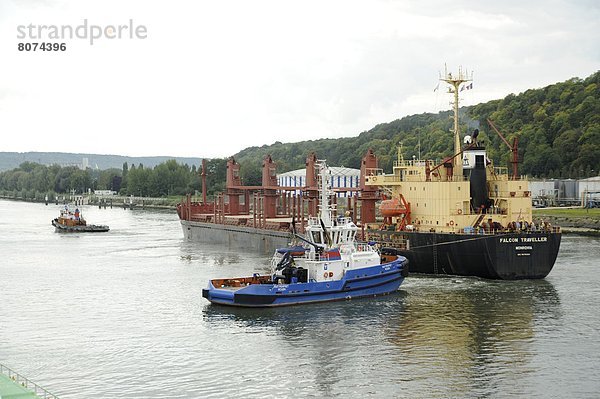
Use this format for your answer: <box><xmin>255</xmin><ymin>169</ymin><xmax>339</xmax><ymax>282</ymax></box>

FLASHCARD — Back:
<box><xmin>0</xmin><ymin>194</ymin><xmax>179</xmax><ymax>210</ymax></box>
<box><xmin>533</xmin><ymin>207</ymin><xmax>600</xmax><ymax>235</ymax></box>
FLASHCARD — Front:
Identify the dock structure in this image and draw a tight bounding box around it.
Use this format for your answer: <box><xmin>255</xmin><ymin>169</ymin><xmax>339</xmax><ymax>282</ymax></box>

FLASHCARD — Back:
<box><xmin>0</xmin><ymin>363</ymin><xmax>58</xmax><ymax>399</ymax></box>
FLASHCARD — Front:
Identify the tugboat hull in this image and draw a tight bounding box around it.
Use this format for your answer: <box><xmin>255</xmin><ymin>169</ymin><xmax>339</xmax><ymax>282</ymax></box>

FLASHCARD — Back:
<box><xmin>370</xmin><ymin>230</ymin><xmax>561</xmax><ymax>280</ymax></box>
<box><xmin>203</xmin><ymin>258</ymin><xmax>408</xmax><ymax>307</ymax></box>
<box><xmin>52</xmin><ymin>219</ymin><xmax>110</xmax><ymax>233</ymax></box>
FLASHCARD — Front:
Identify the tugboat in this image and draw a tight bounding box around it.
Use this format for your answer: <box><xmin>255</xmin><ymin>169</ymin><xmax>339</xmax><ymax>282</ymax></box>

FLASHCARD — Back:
<box><xmin>52</xmin><ymin>205</ymin><xmax>110</xmax><ymax>232</ymax></box>
<box><xmin>202</xmin><ymin>161</ymin><xmax>409</xmax><ymax>307</ymax></box>
<box><xmin>363</xmin><ymin>67</ymin><xmax>561</xmax><ymax>279</ymax></box>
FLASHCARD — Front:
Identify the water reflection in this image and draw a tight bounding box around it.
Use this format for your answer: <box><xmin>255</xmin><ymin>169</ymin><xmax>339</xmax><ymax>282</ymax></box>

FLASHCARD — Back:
<box><xmin>178</xmin><ymin>240</ymin><xmax>256</xmax><ymax>268</ymax></box>
<box><xmin>203</xmin><ymin>277</ymin><xmax>560</xmax><ymax>397</ymax></box>
<box><xmin>384</xmin><ymin>277</ymin><xmax>560</xmax><ymax>396</ymax></box>
<box><xmin>203</xmin><ymin>294</ymin><xmax>408</xmax><ymax>396</ymax></box>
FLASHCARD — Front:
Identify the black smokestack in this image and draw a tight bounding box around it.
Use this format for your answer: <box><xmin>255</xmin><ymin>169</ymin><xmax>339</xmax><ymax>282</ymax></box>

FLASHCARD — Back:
<box><xmin>470</xmin><ymin>154</ymin><xmax>488</xmax><ymax>212</ymax></box>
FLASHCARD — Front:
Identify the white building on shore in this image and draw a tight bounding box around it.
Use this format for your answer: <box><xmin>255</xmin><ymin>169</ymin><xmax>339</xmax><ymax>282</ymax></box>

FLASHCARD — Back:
<box><xmin>529</xmin><ymin>177</ymin><xmax>600</xmax><ymax>206</ymax></box>
<box><xmin>277</xmin><ymin>167</ymin><xmax>360</xmax><ymax>197</ymax></box>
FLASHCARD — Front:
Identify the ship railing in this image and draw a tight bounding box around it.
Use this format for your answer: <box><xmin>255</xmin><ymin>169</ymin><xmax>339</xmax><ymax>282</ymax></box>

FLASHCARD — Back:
<box><xmin>489</xmin><ymin>190</ymin><xmax>532</xmax><ymax>198</ymax></box>
<box><xmin>489</xmin><ymin>167</ymin><xmax>529</xmax><ymax>181</ymax></box>
<box><xmin>460</xmin><ymin>225</ymin><xmax>559</xmax><ymax>235</ymax></box>
<box><xmin>380</xmin><ymin>175</ymin><xmax>404</xmax><ymax>183</ymax></box>
<box><xmin>471</xmin><ymin>207</ymin><xmax>509</xmax><ymax>216</ymax></box>
<box><xmin>294</xmin><ymin>252</ymin><xmax>337</xmax><ymax>262</ymax></box>
<box><xmin>335</xmin><ymin>217</ymin><xmax>353</xmax><ymax>225</ymax></box>
<box><xmin>447</xmin><ymin>175</ymin><xmax>468</xmax><ymax>182</ymax></box>
<box><xmin>427</xmin><ymin>175</ymin><xmax>468</xmax><ymax>182</ymax></box>
<box><xmin>307</xmin><ymin>217</ymin><xmax>321</xmax><ymax>227</ymax></box>
<box><xmin>363</xmin><ymin>230</ymin><xmax>409</xmax><ymax>250</ymax></box>
<box><xmin>367</xmin><ymin>173</ymin><xmax>470</xmax><ymax>183</ymax></box>
<box><xmin>356</xmin><ymin>243</ymin><xmax>375</xmax><ymax>252</ymax></box>
<box><xmin>393</xmin><ymin>159</ymin><xmax>437</xmax><ymax>168</ymax></box>
<box><xmin>365</xmin><ymin>168</ymin><xmax>384</xmax><ymax>176</ymax></box>
<box><xmin>307</xmin><ymin>217</ymin><xmax>354</xmax><ymax>227</ymax></box>
<box><xmin>492</xmin><ymin>166</ymin><xmax>509</xmax><ymax>176</ymax></box>
<box><xmin>0</xmin><ymin>363</ymin><xmax>59</xmax><ymax>399</ymax></box>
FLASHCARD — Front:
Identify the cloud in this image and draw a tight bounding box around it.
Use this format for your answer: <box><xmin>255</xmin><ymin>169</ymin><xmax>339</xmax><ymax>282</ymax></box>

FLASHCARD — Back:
<box><xmin>0</xmin><ymin>0</ymin><xmax>598</xmax><ymax>158</ymax></box>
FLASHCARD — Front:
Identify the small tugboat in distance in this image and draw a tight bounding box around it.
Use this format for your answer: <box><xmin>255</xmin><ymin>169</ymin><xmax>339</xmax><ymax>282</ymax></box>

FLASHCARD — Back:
<box><xmin>202</xmin><ymin>161</ymin><xmax>409</xmax><ymax>307</ymax></box>
<box><xmin>52</xmin><ymin>205</ymin><xmax>110</xmax><ymax>233</ymax></box>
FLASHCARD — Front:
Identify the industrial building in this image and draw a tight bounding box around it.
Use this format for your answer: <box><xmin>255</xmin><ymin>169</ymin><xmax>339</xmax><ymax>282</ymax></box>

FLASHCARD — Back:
<box><xmin>529</xmin><ymin>177</ymin><xmax>600</xmax><ymax>207</ymax></box>
<box><xmin>277</xmin><ymin>167</ymin><xmax>361</xmax><ymax>197</ymax></box>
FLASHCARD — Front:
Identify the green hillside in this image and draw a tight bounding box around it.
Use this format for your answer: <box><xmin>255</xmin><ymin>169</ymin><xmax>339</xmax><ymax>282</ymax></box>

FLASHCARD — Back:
<box><xmin>233</xmin><ymin>71</ymin><xmax>600</xmax><ymax>184</ymax></box>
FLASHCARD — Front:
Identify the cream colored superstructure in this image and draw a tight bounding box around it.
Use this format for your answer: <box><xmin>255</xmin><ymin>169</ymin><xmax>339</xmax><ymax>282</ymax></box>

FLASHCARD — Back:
<box><xmin>365</xmin><ymin>158</ymin><xmax>533</xmax><ymax>233</ymax></box>
<box><xmin>364</xmin><ymin>66</ymin><xmax>533</xmax><ymax>233</ymax></box>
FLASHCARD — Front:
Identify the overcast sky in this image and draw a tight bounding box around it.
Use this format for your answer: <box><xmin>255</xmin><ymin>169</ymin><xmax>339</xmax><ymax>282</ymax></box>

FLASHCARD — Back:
<box><xmin>0</xmin><ymin>0</ymin><xmax>598</xmax><ymax>158</ymax></box>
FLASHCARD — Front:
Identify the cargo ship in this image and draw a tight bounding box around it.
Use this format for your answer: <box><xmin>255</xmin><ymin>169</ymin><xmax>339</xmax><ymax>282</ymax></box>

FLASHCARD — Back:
<box><xmin>177</xmin><ymin>67</ymin><xmax>561</xmax><ymax>279</ymax></box>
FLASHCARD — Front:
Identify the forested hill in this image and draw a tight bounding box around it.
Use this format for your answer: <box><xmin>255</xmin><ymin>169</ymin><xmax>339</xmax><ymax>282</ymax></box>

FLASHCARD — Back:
<box><xmin>234</xmin><ymin>71</ymin><xmax>600</xmax><ymax>184</ymax></box>
<box><xmin>0</xmin><ymin>152</ymin><xmax>202</xmax><ymax>172</ymax></box>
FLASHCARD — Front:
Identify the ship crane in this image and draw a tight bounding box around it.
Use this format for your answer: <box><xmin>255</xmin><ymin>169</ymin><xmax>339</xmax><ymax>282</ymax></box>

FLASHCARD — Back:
<box><xmin>487</xmin><ymin>119</ymin><xmax>520</xmax><ymax>180</ymax></box>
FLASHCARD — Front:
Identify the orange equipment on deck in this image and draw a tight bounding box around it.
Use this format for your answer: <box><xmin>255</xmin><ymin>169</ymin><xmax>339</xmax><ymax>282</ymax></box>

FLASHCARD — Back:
<box><xmin>380</xmin><ymin>194</ymin><xmax>411</xmax><ymax>230</ymax></box>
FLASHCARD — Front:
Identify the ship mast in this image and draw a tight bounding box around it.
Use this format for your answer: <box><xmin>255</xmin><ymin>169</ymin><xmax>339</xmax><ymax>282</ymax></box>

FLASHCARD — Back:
<box><xmin>317</xmin><ymin>161</ymin><xmax>333</xmax><ymax>227</ymax></box>
<box><xmin>440</xmin><ymin>65</ymin><xmax>472</xmax><ymax>176</ymax></box>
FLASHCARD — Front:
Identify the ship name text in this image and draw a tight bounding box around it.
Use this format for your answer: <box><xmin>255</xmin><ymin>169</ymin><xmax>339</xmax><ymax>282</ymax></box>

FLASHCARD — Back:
<box><xmin>499</xmin><ymin>237</ymin><xmax>548</xmax><ymax>244</ymax></box>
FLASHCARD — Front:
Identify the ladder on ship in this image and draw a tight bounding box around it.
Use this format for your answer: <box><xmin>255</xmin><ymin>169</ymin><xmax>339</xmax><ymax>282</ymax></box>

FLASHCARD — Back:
<box><xmin>473</xmin><ymin>213</ymin><xmax>486</xmax><ymax>229</ymax></box>
<box><xmin>432</xmin><ymin>233</ymin><xmax>438</xmax><ymax>274</ymax></box>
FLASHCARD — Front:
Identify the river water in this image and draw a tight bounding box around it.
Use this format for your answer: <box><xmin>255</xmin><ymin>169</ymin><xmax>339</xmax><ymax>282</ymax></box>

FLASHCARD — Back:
<box><xmin>1</xmin><ymin>199</ymin><xmax>599</xmax><ymax>398</ymax></box>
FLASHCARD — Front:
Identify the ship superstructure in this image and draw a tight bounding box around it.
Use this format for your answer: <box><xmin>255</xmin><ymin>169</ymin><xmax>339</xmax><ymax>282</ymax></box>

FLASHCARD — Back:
<box><xmin>362</xmin><ymin>67</ymin><xmax>561</xmax><ymax>279</ymax></box>
<box><xmin>178</xmin><ymin>67</ymin><xmax>561</xmax><ymax>279</ymax></box>
<box><xmin>365</xmin><ymin>68</ymin><xmax>534</xmax><ymax>234</ymax></box>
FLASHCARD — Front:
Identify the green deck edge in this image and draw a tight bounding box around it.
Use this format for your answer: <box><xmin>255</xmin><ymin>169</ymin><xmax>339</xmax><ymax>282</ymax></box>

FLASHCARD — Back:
<box><xmin>0</xmin><ymin>364</ymin><xmax>58</xmax><ymax>399</ymax></box>
<box><xmin>0</xmin><ymin>373</ymin><xmax>39</xmax><ymax>398</ymax></box>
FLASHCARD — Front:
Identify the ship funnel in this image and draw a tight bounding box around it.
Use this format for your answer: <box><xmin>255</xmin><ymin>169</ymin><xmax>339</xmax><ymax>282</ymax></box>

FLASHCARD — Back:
<box><xmin>469</xmin><ymin>153</ymin><xmax>489</xmax><ymax>212</ymax></box>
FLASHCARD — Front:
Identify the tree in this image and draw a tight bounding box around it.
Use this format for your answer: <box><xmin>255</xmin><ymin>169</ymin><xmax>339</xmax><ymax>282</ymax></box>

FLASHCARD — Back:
<box><xmin>121</xmin><ymin>162</ymin><xmax>129</xmax><ymax>193</ymax></box>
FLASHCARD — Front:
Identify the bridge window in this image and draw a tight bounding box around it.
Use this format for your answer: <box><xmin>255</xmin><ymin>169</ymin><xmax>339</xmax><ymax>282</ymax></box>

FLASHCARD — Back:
<box><xmin>312</xmin><ymin>231</ymin><xmax>322</xmax><ymax>244</ymax></box>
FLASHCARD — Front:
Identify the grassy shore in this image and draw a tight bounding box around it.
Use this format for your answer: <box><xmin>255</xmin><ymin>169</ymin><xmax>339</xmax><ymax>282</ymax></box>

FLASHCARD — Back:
<box><xmin>533</xmin><ymin>207</ymin><xmax>600</xmax><ymax>219</ymax></box>
<box><xmin>533</xmin><ymin>207</ymin><xmax>600</xmax><ymax>234</ymax></box>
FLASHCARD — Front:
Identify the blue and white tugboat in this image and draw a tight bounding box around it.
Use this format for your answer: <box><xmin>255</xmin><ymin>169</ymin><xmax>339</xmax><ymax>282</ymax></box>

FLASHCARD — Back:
<box><xmin>202</xmin><ymin>161</ymin><xmax>409</xmax><ymax>307</ymax></box>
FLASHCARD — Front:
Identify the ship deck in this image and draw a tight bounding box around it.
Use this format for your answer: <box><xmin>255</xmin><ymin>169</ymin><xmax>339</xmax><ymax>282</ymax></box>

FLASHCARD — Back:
<box><xmin>0</xmin><ymin>373</ymin><xmax>53</xmax><ymax>399</ymax></box>
<box><xmin>191</xmin><ymin>213</ymin><xmax>293</xmax><ymax>223</ymax></box>
<box><xmin>0</xmin><ymin>364</ymin><xmax>58</xmax><ymax>399</ymax></box>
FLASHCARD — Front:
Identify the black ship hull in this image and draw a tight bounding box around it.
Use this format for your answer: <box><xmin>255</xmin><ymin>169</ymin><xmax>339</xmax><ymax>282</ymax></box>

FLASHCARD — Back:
<box><xmin>179</xmin><ymin>219</ymin><xmax>561</xmax><ymax>280</ymax></box>
<box><xmin>368</xmin><ymin>230</ymin><xmax>561</xmax><ymax>280</ymax></box>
